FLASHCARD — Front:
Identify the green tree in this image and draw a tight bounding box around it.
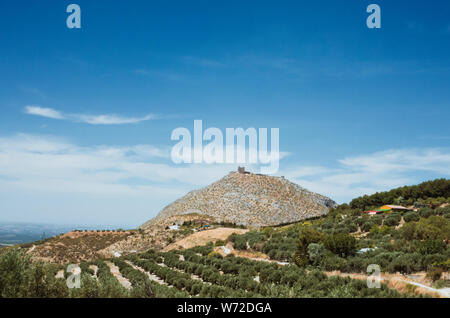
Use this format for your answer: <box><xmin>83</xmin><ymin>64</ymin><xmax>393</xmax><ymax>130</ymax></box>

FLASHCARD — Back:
<box><xmin>324</xmin><ymin>233</ymin><xmax>357</xmax><ymax>257</ymax></box>
<box><xmin>0</xmin><ymin>248</ymin><xmax>31</xmax><ymax>297</ymax></box>
<box><xmin>404</xmin><ymin>212</ymin><xmax>420</xmax><ymax>223</ymax></box>
<box><xmin>417</xmin><ymin>240</ymin><xmax>446</xmax><ymax>255</ymax></box>
<box><xmin>295</xmin><ymin>227</ymin><xmax>325</xmax><ymax>266</ymax></box>
<box><xmin>307</xmin><ymin>243</ymin><xmax>326</xmax><ymax>266</ymax></box>
<box><xmin>384</xmin><ymin>213</ymin><xmax>402</xmax><ymax>227</ymax></box>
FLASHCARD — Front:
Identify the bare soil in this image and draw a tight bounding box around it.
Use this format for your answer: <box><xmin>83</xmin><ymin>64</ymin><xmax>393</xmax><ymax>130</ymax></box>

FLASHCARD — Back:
<box><xmin>163</xmin><ymin>227</ymin><xmax>249</xmax><ymax>251</ymax></box>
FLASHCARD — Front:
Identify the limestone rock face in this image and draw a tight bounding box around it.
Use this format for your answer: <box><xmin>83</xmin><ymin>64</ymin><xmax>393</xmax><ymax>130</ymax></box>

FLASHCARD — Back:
<box><xmin>141</xmin><ymin>171</ymin><xmax>337</xmax><ymax>228</ymax></box>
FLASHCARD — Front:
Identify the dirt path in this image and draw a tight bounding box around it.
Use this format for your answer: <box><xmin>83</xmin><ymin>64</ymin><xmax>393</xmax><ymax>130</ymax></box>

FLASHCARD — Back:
<box><xmin>325</xmin><ymin>271</ymin><xmax>449</xmax><ymax>298</ymax></box>
<box><xmin>105</xmin><ymin>261</ymin><xmax>132</xmax><ymax>290</ymax></box>
<box><xmin>214</xmin><ymin>244</ymin><xmax>449</xmax><ymax>298</ymax></box>
<box><xmin>404</xmin><ymin>281</ymin><xmax>450</xmax><ymax>298</ymax></box>
<box><xmin>216</xmin><ymin>242</ymin><xmax>286</xmax><ymax>265</ymax></box>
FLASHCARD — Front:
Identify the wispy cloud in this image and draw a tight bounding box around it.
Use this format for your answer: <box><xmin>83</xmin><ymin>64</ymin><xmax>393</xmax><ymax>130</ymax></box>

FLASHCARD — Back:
<box><xmin>0</xmin><ymin>134</ymin><xmax>290</xmax><ymax>193</ymax></box>
<box><xmin>236</xmin><ymin>55</ymin><xmax>450</xmax><ymax>80</ymax></box>
<box><xmin>338</xmin><ymin>149</ymin><xmax>450</xmax><ymax>175</ymax></box>
<box><xmin>419</xmin><ymin>135</ymin><xmax>450</xmax><ymax>141</ymax></box>
<box><xmin>282</xmin><ymin>148</ymin><xmax>450</xmax><ymax>203</ymax></box>
<box><xmin>0</xmin><ymin>134</ymin><xmax>449</xmax><ymax>223</ymax></box>
<box><xmin>133</xmin><ymin>69</ymin><xmax>185</xmax><ymax>81</ymax></box>
<box><xmin>25</xmin><ymin>106</ymin><xmax>64</xmax><ymax>120</ymax></box>
<box><xmin>0</xmin><ymin>134</ymin><xmax>239</xmax><ymax>201</ymax></box>
<box><xmin>181</xmin><ymin>56</ymin><xmax>226</xmax><ymax>68</ymax></box>
<box><xmin>24</xmin><ymin>106</ymin><xmax>155</xmax><ymax>125</ymax></box>
<box><xmin>73</xmin><ymin>114</ymin><xmax>155</xmax><ymax>125</ymax></box>
<box><xmin>20</xmin><ymin>87</ymin><xmax>47</xmax><ymax>99</ymax></box>
<box><xmin>0</xmin><ymin>133</ymin><xmax>259</xmax><ymax>225</ymax></box>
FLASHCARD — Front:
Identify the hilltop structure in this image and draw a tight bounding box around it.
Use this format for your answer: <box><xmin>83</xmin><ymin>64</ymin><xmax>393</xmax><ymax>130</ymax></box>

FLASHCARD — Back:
<box><xmin>141</xmin><ymin>168</ymin><xmax>337</xmax><ymax>228</ymax></box>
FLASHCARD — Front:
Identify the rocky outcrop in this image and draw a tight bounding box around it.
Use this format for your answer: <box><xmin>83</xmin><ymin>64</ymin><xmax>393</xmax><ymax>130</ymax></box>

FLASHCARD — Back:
<box><xmin>141</xmin><ymin>170</ymin><xmax>337</xmax><ymax>228</ymax></box>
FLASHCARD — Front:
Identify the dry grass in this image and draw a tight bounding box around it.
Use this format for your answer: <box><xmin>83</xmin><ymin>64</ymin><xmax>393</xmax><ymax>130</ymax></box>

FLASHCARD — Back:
<box><xmin>324</xmin><ymin>271</ymin><xmax>444</xmax><ymax>298</ymax></box>
<box><xmin>163</xmin><ymin>227</ymin><xmax>248</xmax><ymax>251</ymax></box>
<box><xmin>28</xmin><ymin>232</ymin><xmax>132</xmax><ymax>264</ymax></box>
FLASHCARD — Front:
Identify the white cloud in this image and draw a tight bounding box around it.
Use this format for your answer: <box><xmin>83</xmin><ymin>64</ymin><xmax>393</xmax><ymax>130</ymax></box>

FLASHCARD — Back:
<box><xmin>24</xmin><ymin>106</ymin><xmax>154</xmax><ymax>125</ymax></box>
<box><xmin>73</xmin><ymin>114</ymin><xmax>155</xmax><ymax>125</ymax></box>
<box><xmin>338</xmin><ymin>149</ymin><xmax>450</xmax><ymax>175</ymax></box>
<box><xmin>282</xmin><ymin>149</ymin><xmax>450</xmax><ymax>203</ymax></box>
<box><xmin>25</xmin><ymin>106</ymin><xmax>64</xmax><ymax>119</ymax></box>
<box><xmin>0</xmin><ymin>134</ymin><xmax>239</xmax><ymax>194</ymax></box>
<box><xmin>1</xmin><ymin>134</ymin><xmax>449</xmax><ymax>224</ymax></box>
<box><xmin>2</xmin><ymin>134</ymin><xmax>448</xmax><ymax>202</ymax></box>
<box><xmin>0</xmin><ymin>134</ymin><xmax>290</xmax><ymax>194</ymax></box>
<box><xmin>0</xmin><ymin>134</ymin><xmax>243</xmax><ymax>225</ymax></box>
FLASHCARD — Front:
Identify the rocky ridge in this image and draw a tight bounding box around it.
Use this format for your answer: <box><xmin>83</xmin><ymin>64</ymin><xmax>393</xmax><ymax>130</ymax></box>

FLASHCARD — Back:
<box><xmin>142</xmin><ymin>170</ymin><xmax>337</xmax><ymax>228</ymax></box>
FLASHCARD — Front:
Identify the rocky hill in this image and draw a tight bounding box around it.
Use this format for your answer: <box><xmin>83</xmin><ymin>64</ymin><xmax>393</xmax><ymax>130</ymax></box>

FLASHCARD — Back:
<box><xmin>141</xmin><ymin>169</ymin><xmax>337</xmax><ymax>228</ymax></box>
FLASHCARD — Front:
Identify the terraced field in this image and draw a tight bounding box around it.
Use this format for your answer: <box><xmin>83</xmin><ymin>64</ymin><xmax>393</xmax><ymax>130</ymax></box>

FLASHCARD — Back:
<box><xmin>55</xmin><ymin>243</ymin><xmax>411</xmax><ymax>298</ymax></box>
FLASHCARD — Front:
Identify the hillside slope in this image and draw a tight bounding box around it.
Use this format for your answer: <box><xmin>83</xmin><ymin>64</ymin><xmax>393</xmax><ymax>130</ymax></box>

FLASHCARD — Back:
<box><xmin>26</xmin><ymin>231</ymin><xmax>132</xmax><ymax>264</ymax></box>
<box><xmin>142</xmin><ymin>170</ymin><xmax>337</xmax><ymax>228</ymax></box>
<box><xmin>349</xmin><ymin>178</ymin><xmax>450</xmax><ymax>210</ymax></box>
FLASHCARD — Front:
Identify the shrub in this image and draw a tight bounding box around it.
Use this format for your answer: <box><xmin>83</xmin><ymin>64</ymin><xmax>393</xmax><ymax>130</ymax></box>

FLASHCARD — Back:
<box><xmin>295</xmin><ymin>227</ymin><xmax>326</xmax><ymax>266</ymax></box>
<box><xmin>207</xmin><ymin>251</ymin><xmax>223</xmax><ymax>259</ymax></box>
<box><xmin>324</xmin><ymin>233</ymin><xmax>357</xmax><ymax>257</ymax></box>
<box><xmin>0</xmin><ymin>248</ymin><xmax>32</xmax><ymax>297</ymax></box>
<box><xmin>361</xmin><ymin>220</ymin><xmax>375</xmax><ymax>232</ymax></box>
<box><xmin>214</xmin><ymin>240</ymin><xmax>226</xmax><ymax>247</ymax></box>
<box><xmin>434</xmin><ymin>279</ymin><xmax>450</xmax><ymax>289</ymax></box>
<box><xmin>418</xmin><ymin>208</ymin><xmax>434</xmax><ymax>218</ymax></box>
<box><xmin>387</xmin><ymin>253</ymin><xmax>422</xmax><ymax>274</ymax></box>
<box><xmin>307</xmin><ymin>243</ymin><xmax>326</xmax><ymax>266</ymax></box>
<box><xmin>384</xmin><ymin>213</ymin><xmax>402</xmax><ymax>227</ymax></box>
<box><xmin>369</xmin><ymin>225</ymin><xmax>392</xmax><ymax>236</ymax></box>
<box><xmin>345</xmin><ymin>223</ymin><xmax>358</xmax><ymax>233</ymax></box>
<box><xmin>356</xmin><ymin>216</ymin><xmax>369</xmax><ymax>227</ymax></box>
<box><xmin>398</xmin><ymin>216</ymin><xmax>450</xmax><ymax>241</ymax></box>
<box><xmin>233</xmin><ymin>237</ymin><xmax>247</xmax><ymax>250</ymax></box>
<box><xmin>372</xmin><ymin>215</ymin><xmax>383</xmax><ymax>225</ymax></box>
<box><xmin>404</xmin><ymin>212</ymin><xmax>420</xmax><ymax>223</ymax></box>
<box><xmin>0</xmin><ymin>248</ymin><xmax>70</xmax><ymax>298</ymax></box>
<box><xmin>426</xmin><ymin>267</ymin><xmax>443</xmax><ymax>282</ymax></box>
<box><xmin>321</xmin><ymin>255</ymin><xmax>348</xmax><ymax>272</ymax></box>
<box><xmin>261</xmin><ymin>227</ymin><xmax>275</xmax><ymax>238</ymax></box>
<box><xmin>417</xmin><ymin>240</ymin><xmax>446</xmax><ymax>255</ymax></box>
<box><xmin>439</xmin><ymin>206</ymin><xmax>450</xmax><ymax>217</ymax></box>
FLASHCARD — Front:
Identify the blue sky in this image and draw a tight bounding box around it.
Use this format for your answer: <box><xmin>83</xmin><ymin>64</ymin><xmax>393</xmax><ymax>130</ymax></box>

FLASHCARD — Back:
<box><xmin>0</xmin><ymin>1</ymin><xmax>450</xmax><ymax>227</ymax></box>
